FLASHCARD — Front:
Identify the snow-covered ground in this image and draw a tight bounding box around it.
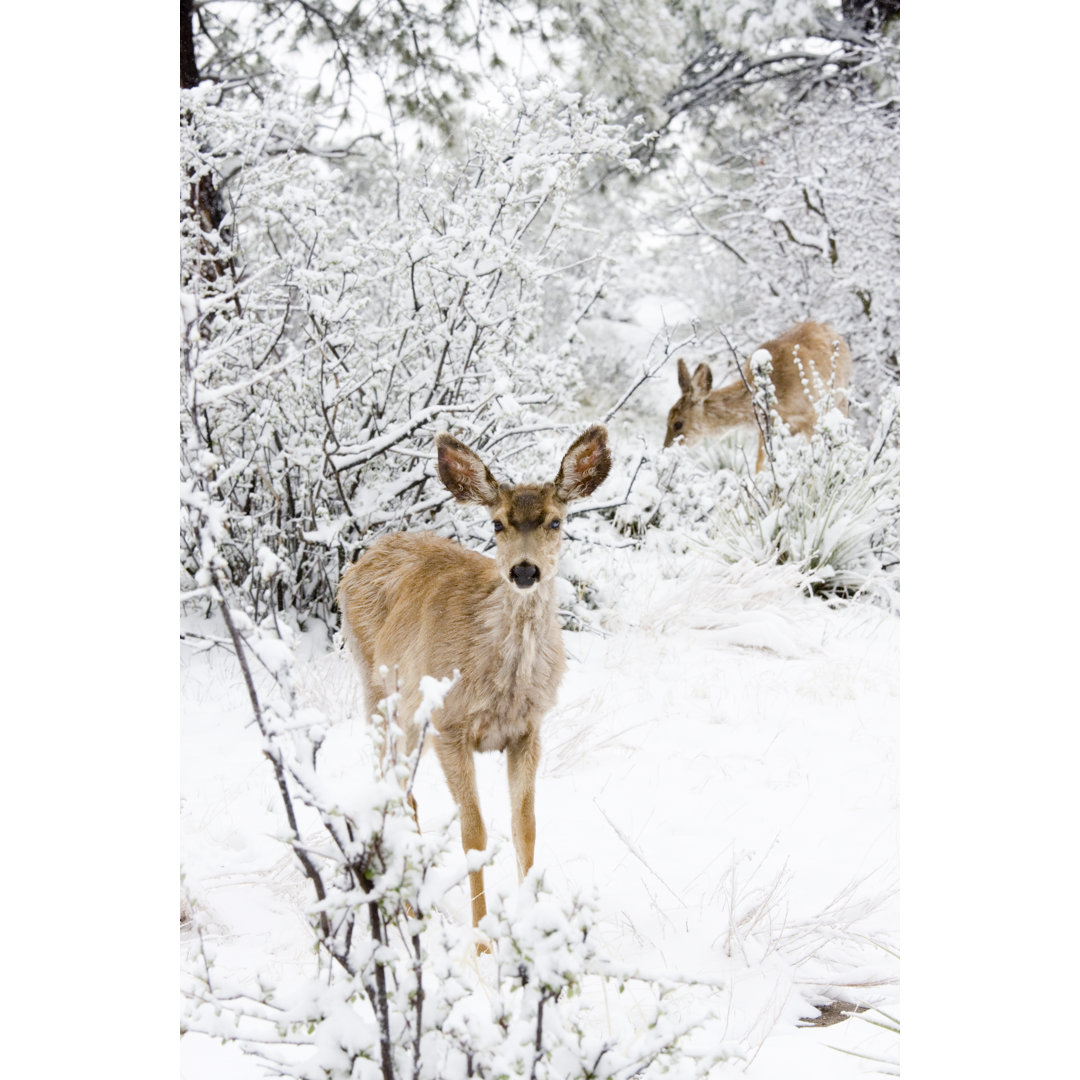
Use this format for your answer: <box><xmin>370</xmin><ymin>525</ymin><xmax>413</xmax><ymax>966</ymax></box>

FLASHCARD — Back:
<box><xmin>181</xmin><ymin>545</ymin><xmax>899</xmax><ymax>1078</ymax></box>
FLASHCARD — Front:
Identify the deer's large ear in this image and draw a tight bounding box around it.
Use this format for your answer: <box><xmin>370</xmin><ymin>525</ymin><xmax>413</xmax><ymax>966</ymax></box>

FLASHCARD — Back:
<box><xmin>436</xmin><ymin>434</ymin><xmax>500</xmax><ymax>505</ymax></box>
<box><xmin>690</xmin><ymin>362</ymin><xmax>713</xmax><ymax>400</ymax></box>
<box><xmin>554</xmin><ymin>425</ymin><xmax>611</xmax><ymax>503</ymax></box>
<box><xmin>677</xmin><ymin>357</ymin><xmax>692</xmax><ymax>395</ymax></box>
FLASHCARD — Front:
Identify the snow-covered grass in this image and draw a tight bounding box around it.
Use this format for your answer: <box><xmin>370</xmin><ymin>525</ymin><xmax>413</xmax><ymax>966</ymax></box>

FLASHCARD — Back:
<box><xmin>181</xmin><ymin>544</ymin><xmax>898</xmax><ymax>1078</ymax></box>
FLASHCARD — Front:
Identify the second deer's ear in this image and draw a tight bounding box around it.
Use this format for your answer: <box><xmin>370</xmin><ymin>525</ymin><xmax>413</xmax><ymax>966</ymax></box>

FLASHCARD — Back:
<box><xmin>436</xmin><ymin>434</ymin><xmax>500</xmax><ymax>505</ymax></box>
<box><xmin>554</xmin><ymin>425</ymin><xmax>611</xmax><ymax>503</ymax></box>
<box><xmin>677</xmin><ymin>357</ymin><xmax>692</xmax><ymax>395</ymax></box>
<box><xmin>690</xmin><ymin>362</ymin><xmax>713</xmax><ymax>400</ymax></box>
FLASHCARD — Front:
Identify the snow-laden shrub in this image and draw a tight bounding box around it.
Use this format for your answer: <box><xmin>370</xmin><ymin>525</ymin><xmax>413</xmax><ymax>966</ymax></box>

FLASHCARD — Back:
<box><xmin>725</xmin><ymin>381</ymin><xmax>900</xmax><ymax>603</ymax></box>
<box><xmin>181</xmin><ymin>82</ymin><xmax>634</xmax><ymax>626</ymax></box>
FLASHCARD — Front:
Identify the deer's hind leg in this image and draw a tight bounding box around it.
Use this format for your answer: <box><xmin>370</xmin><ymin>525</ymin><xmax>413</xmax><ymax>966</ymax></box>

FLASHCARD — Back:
<box><xmin>357</xmin><ymin>660</ymin><xmax>422</xmax><ymax>831</ymax></box>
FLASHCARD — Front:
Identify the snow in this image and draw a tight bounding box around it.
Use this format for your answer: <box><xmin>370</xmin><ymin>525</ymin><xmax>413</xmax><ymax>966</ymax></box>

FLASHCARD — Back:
<box><xmin>181</xmin><ymin>551</ymin><xmax>898</xmax><ymax>1077</ymax></box>
<box><xmin>630</xmin><ymin>294</ymin><xmax>698</xmax><ymax>332</ymax></box>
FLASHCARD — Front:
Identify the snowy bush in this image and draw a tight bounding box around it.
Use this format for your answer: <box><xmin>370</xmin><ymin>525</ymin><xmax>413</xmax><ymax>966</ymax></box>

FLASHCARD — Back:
<box><xmin>181</xmin><ymin>81</ymin><xmax>634</xmax><ymax>626</ymax></box>
<box><xmin>180</xmin><ymin>1</ymin><xmax>900</xmax><ymax>625</ymax></box>
<box><xmin>722</xmin><ymin>380</ymin><xmax>900</xmax><ymax>603</ymax></box>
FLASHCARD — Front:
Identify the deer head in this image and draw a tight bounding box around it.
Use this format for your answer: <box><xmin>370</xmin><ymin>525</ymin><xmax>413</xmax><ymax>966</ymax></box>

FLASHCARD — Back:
<box><xmin>435</xmin><ymin>426</ymin><xmax>611</xmax><ymax>591</ymax></box>
<box><xmin>664</xmin><ymin>358</ymin><xmax>715</xmax><ymax>447</ymax></box>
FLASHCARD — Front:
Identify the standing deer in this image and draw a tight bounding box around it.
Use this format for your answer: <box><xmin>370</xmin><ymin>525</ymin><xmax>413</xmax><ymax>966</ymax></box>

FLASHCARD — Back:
<box><xmin>663</xmin><ymin>321</ymin><xmax>852</xmax><ymax>470</ymax></box>
<box><xmin>337</xmin><ymin>426</ymin><xmax>611</xmax><ymax>948</ymax></box>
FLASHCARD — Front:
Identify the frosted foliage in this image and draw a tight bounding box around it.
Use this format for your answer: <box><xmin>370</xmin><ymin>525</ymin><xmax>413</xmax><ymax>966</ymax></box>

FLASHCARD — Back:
<box><xmin>181</xmin><ymin>3</ymin><xmax>899</xmax><ymax>626</ymax></box>
<box><xmin>549</xmin><ymin>1</ymin><xmax>844</xmax><ymax>125</ymax></box>
<box><xmin>181</xmin><ymin>83</ymin><xmax>633</xmax><ymax>624</ymax></box>
<box><xmin>733</xmin><ymin>99</ymin><xmax>899</xmax><ymax>401</ymax></box>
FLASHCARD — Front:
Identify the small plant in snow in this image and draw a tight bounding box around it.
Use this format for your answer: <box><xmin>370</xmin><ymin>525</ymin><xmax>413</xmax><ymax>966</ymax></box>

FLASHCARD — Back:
<box><xmin>721</xmin><ymin>378</ymin><xmax>900</xmax><ymax>604</ymax></box>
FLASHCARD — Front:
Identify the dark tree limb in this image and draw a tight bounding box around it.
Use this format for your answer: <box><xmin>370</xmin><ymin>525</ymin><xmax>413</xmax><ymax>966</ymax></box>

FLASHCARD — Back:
<box><xmin>180</xmin><ymin>0</ymin><xmax>199</xmax><ymax>90</ymax></box>
<box><xmin>206</xmin><ymin>558</ymin><xmax>331</xmax><ymax>941</ymax></box>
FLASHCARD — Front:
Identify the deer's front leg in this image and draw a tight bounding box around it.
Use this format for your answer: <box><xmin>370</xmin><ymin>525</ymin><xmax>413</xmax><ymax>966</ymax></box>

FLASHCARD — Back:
<box><xmin>507</xmin><ymin>730</ymin><xmax>540</xmax><ymax>882</ymax></box>
<box><xmin>435</xmin><ymin>736</ymin><xmax>489</xmax><ymax>935</ymax></box>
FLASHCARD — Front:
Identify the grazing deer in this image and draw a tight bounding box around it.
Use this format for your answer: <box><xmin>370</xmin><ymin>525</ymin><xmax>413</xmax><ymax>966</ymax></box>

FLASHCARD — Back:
<box><xmin>663</xmin><ymin>321</ymin><xmax>852</xmax><ymax>470</ymax></box>
<box><xmin>337</xmin><ymin>426</ymin><xmax>611</xmax><ymax>948</ymax></box>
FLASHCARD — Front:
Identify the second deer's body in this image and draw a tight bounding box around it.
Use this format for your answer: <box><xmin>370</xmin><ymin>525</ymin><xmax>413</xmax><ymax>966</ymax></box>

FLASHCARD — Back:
<box><xmin>664</xmin><ymin>321</ymin><xmax>852</xmax><ymax>469</ymax></box>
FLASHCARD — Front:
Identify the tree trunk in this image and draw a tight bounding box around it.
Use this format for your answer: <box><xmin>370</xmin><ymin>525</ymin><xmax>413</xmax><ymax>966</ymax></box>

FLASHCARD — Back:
<box><xmin>180</xmin><ymin>0</ymin><xmax>199</xmax><ymax>89</ymax></box>
<box><xmin>842</xmin><ymin>0</ymin><xmax>900</xmax><ymax>31</ymax></box>
<box><xmin>180</xmin><ymin>0</ymin><xmax>238</xmax><ymax>300</ymax></box>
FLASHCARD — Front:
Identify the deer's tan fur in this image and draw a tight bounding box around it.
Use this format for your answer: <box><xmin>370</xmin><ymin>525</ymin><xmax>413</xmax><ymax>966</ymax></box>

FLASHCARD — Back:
<box><xmin>664</xmin><ymin>321</ymin><xmax>852</xmax><ymax>469</ymax></box>
<box><xmin>337</xmin><ymin>426</ymin><xmax>611</xmax><ymax>947</ymax></box>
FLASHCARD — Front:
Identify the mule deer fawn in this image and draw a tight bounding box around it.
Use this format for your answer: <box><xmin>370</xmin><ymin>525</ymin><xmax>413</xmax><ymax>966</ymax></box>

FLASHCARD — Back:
<box><xmin>663</xmin><ymin>321</ymin><xmax>852</xmax><ymax>470</ymax></box>
<box><xmin>337</xmin><ymin>426</ymin><xmax>611</xmax><ymax>948</ymax></box>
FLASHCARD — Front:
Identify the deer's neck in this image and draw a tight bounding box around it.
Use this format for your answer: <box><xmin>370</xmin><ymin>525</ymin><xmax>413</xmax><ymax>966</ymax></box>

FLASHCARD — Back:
<box><xmin>490</xmin><ymin>577</ymin><xmax>559</xmax><ymax>650</ymax></box>
<box><xmin>479</xmin><ymin>578</ymin><xmax>565</xmax><ymax>712</ymax></box>
<box><xmin>705</xmin><ymin>380</ymin><xmax>756</xmax><ymax>425</ymax></box>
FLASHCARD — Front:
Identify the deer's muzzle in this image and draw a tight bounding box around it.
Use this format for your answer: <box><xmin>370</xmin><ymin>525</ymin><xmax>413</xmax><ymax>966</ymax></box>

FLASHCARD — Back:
<box><xmin>510</xmin><ymin>562</ymin><xmax>540</xmax><ymax>589</ymax></box>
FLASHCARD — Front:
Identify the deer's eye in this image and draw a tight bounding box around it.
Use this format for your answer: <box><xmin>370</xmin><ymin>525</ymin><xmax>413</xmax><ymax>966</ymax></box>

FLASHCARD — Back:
<box><xmin>673</xmin><ymin>420</ymin><xmax>683</xmax><ymax>431</ymax></box>
<box><xmin>549</xmin><ymin>518</ymin><xmax>561</xmax><ymax>530</ymax></box>
<box><xmin>493</xmin><ymin>521</ymin><xmax>505</xmax><ymax>533</ymax></box>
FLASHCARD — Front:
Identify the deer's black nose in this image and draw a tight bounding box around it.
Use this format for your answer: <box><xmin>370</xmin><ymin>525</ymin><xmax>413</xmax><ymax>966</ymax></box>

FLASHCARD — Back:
<box><xmin>510</xmin><ymin>562</ymin><xmax>540</xmax><ymax>589</ymax></box>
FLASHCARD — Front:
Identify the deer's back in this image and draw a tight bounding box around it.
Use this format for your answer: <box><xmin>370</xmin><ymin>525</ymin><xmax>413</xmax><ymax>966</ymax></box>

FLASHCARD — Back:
<box><xmin>753</xmin><ymin>321</ymin><xmax>851</xmax><ymax>418</ymax></box>
<box><xmin>339</xmin><ymin>532</ymin><xmax>498</xmax><ymax>670</ymax></box>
